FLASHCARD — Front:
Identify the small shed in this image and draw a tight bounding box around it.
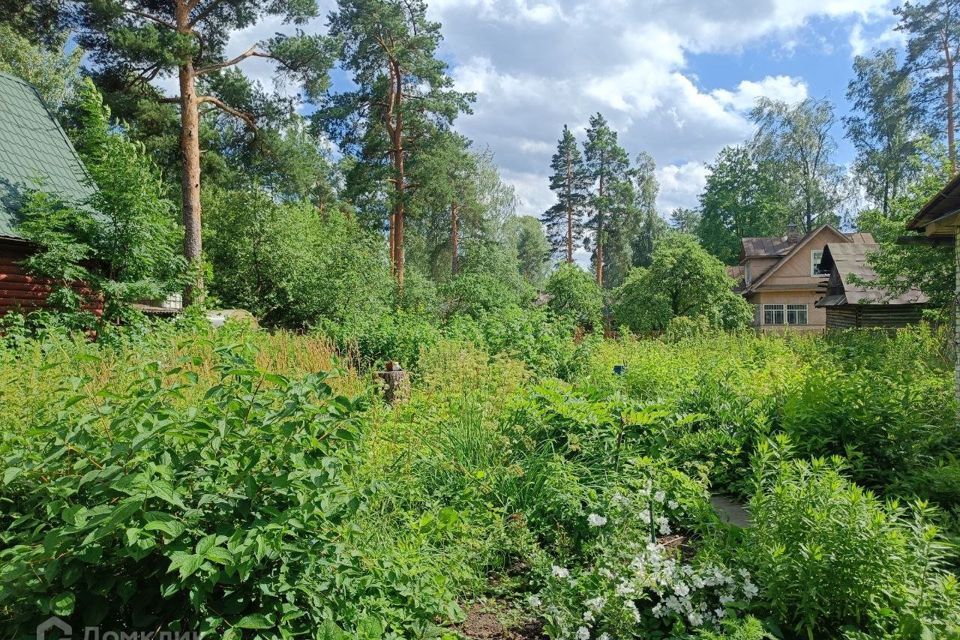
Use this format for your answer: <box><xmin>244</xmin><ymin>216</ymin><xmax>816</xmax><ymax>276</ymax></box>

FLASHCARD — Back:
<box><xmin>815</xmin><ymin>243</ymin><xmax>928</xmax><ymax>329</ymax></box>
<box><xmin>0</xmin><ymin>72</ymin><xmax>101</xmax><ymax>316</ymax></box>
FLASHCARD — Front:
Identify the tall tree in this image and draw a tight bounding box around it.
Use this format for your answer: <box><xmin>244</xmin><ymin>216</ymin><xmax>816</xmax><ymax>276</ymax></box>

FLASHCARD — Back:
<box><xmin>507</xmin><ymin>215</ymin><xmax>552</xmax><ymax>288</ymax></box>
<box><xmin>896</xmin><ymin>0</ymin><xmax>960</xmax><ymax>174</ymax></box>
<box><xmin>628</xmin><ymin>151</ymin><xmax>663</xmax><ymax>269</ymax></box>
<box><xmin>845</xmin><ymin>49</ymin><xmax>926</xmax><ymax>214</ymax></box>
<box><xmin>73</xmin><ymin>0</ymin><xmax>335</xmax><ymax>302</ymax></box>
<box><xmin>697</xmin><ymin>146</ymin><xmax>789</xmax><ymax>264</ymax></box>
<box><xmin>542</xmin><ymin>125</ymin><xmax>589</xmax><ymax>263</ymax></box>
<box><xmin>408</xmin><ymin>132</ymin><xmax>479</xmax><ymax>279</ymax></box>
<box><xmin>750</xmin><ymin>97</ymin><xmax>844</xmax><ymax>232</ymax></box>
<box><xmin>583</xmin><ymin>113</ymin><xmax>631</xmax><ymax>286</ymax></box>
<box><xmin>322</xmin><ymin>0</ymin><xmax>473</xmax><ymax>288</ymax></box>
<box><xmin>670</xmin><ymin>207</ymin><xmax>701</xmax><ymax>234</ymax></box>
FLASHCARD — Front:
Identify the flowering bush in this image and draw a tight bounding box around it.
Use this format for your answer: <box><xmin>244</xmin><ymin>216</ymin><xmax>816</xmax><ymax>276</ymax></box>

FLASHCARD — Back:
<box><xmin>533</xmin><ymin>483</ymin><xmax>757</xmax><ymax>638</ymax></box>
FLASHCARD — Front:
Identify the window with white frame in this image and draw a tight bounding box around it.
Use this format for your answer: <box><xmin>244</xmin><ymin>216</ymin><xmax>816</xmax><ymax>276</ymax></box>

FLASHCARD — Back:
<box><xmin>786</xmin><ymin>304</ymin><xmax>808</xmax><ymax>325</ymax></box>
<box><xmin>763</xmin><ymin>304</ymin><xmax>785</xmax><ymax>325</ymax></box>
<box><xmin>763</xmin><ymin>303</ymin><xmax>808</xmax><ymax>325</ymax></box>
<box><xmin>811</xmin><ymin>250</ymin><xmax>828</xmax><ymax>276</ymax></box>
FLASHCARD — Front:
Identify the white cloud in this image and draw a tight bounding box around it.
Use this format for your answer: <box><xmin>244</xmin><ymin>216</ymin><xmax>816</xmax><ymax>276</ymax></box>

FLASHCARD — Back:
<box><xmin>657</xmin><ymin>162</ymin><xmax>711</xmax><ymax>214</ymax></box>
<box><xmin>848</xmin><ymin>19</ymin><xmax>905</xmax><ymax>58</ymax></box>
<box><xmin>198</xmin><ymin>0</ymin><xmax>899</xmax><ymax>221</ymax></box>
<box><xmin>712</xmin><ymin>76</ymin><xmax>809</xmax><ymax>112</ymax></box>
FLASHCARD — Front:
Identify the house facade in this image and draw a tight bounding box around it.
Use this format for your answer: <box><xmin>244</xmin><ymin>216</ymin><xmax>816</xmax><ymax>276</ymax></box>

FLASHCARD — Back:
<box><xmin>737</xmin><ymin>225</ymin><xmax>874</xmax><ymax>332</ymax></box>
<box><xmin>0</xmin><ymin>72</ymin><xmax>101</xmax><ymax>316</ymax></box>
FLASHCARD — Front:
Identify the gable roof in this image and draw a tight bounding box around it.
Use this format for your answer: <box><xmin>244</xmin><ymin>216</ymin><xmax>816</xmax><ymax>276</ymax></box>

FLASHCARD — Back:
<box><xmin>743</xmin><ymin>224</ymin><xmax>873</xmax><ymax>294</ymax></box>
<box><xmin>0</xmin><ymin>73</ymin><xmax>95</xmax><ymax>241</ymax></box>
<box><xmin>740</xmin><ymin>235</ymin><xmax>798</xmax><ymax>259</ymax></box>
<box><xmin>816</xmin><ymin>242</ymin><xmax>928</xmax><ymax>306</ymax></box>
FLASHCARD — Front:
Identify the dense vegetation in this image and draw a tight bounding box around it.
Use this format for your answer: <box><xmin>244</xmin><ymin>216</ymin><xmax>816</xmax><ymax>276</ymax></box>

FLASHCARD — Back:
<box><xmin>1</xmin><ymin>0</ymin><xmax>960</xmax><ymax>639</ymax></box>
<box><xmin>1</xmin><ymin>318</ymin><xmax>958</xmax><ymax>639</ymax></box>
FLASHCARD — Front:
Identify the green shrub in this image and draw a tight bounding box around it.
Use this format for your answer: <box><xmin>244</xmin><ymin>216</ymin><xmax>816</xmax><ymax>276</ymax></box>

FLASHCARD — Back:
<box><xmin>747</xmin><ymin>439</ymin><xmax>960</xmax><ymax>638</ymax></box>
<box><xmin>544</xmin><ymin>264</ymin><xmax>603</xmax><ymax>331</ymax></box>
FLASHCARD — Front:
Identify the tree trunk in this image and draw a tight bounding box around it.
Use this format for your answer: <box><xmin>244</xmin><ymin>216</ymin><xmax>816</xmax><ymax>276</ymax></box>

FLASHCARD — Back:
<box><xmin>955</xmin><ymin>230</ymin><xmax>960</xmax><ymax>414</ymax></box>
<box><xmin>387</xmin><ymin>60</ymin><xmax>405</xmax><ymax>288</ymax></box>
<box><xmin>176</xmin><ymin>2</ymin><xmax>202</xmax><ymax>306</ymax></box>
<box><xmin>946</xmin><ymin>40</ymin><xmax>957</xmax><ymax>175</ymax></box>
<box><xmin>566</xmin><ymin>154</ymin><xmax>573</xmax><ymax>264</ymax></box>
<box><xmin>596</xmin><ymin>172</ymin><xmax>605</xmax><ymax>286</ymax></box>
<box><xmin>450</xmin><ymin>200</ymin><xmax>459</xmax><ymax>275</ymax></box>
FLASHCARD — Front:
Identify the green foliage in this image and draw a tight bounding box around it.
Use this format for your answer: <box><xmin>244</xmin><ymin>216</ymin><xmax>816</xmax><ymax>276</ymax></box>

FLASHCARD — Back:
<box><xmin>748</xmin><ymin>440</ymin><xmax>960</xmax><ymax>638</ymax></box>
<box><xmin>204</xmin><ymin>186</ymin><xmax>392</xmax><ymax>329</ymax></box>
<box><xmin>697</xmin><ymin>146</ymin><xmax>788</xmax><ymax>264</ymax></box>
<box><xmin>611</xmin><ymin>234</ymin><xmax>752</xmax><ymax>333</ymax></box>
<box><xmin>0</xmin><ymin>24</ymin><xmax>81</xmax><ymax>109</ymax></box>
<box><xmin>545</xmin><ymin>264</ymin><xmax>604</xmax><ymax>331</ymax></box>
<box><xmin>542</xmin><ymin>125</ymin><xmax>590</xmax><ymax>261</ymax></box>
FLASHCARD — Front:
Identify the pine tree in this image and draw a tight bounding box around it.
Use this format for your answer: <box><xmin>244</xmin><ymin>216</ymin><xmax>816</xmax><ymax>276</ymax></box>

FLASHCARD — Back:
<box><xmin>895</xmin><ymin>0</ymin><xmax>960</xmax><ymax>174</ymax></box>
<box><xmin>583</xmin><ymin>113</ymin><xmax>631</xmax><ymax>286</ymax></box>
<box><xmin>542</xmin><ymin>125</ymin><xmax>589</xmax><ymax>263</ymax></box>
<box><xmin>845</xmin><ymin>49</ymin><xmax>925</xmax><ymax>214</ymax></box>
<box><xmin>320</xmin><ymin>0</ymin><xmax>474</xmax><ymax>288</ymax></box>
<box><xmin>72</xmin><ymin>0</ymin><xmax>335</xmax><ymax>302</ymax></box>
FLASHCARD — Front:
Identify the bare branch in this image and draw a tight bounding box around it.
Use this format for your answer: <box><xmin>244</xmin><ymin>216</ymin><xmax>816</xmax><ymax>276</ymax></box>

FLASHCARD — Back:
<box><xmin>122</xmin><ymin>6</ymin><xmax>176</xmax><ymax>30</ymax></box>
<box><xmin>195</xmin><ymin>46</ymin><xmax>274</xmax><ymax>75</ymax></box>
<box><xmin>198</xmin><ymin>95</ymin><xmax>257</xmax><ymax>130</ymax></box>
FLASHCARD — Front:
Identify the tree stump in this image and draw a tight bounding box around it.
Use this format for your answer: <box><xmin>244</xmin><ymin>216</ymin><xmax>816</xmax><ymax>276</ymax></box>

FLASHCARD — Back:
<box><xmin>376</xmin><ymin>362</ymin><xmax>409</xmax><ymax>404</ymax></box>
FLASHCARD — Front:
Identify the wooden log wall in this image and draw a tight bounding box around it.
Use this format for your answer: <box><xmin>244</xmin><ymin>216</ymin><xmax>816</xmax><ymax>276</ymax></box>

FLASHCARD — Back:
<box><xmin>0</xmin><ymin>244</ymin><xmax>103</xmax><ymax>316</ymax></box>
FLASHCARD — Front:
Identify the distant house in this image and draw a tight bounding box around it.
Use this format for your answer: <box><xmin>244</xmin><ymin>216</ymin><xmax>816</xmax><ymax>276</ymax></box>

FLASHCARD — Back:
<box><xmin>737</xmin><ymin>225</ymin><xmax>874</xmax><ymax>331</ymax></box>
<box><xmin>0</xmin><ymin>73</ymin><xmax>101</xmax><ymax>317</ymax></box>
<box><xmin>815</xmin><ymin>243</ymin><xmax>928</xmax><ymax>329</ymax></box>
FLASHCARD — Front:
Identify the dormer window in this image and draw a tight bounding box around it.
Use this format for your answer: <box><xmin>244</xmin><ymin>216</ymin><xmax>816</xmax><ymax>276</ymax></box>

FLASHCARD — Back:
<box><xmin>811</xmin><ymin>250</ymin><xmax>828</xmax><ymax>276</ymax></box>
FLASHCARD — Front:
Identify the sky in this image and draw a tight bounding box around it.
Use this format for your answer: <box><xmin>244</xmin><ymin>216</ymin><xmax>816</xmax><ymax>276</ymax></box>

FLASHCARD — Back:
<box><xmin>218</xmin><ymin>0</ymin><xmax>909</xmax><ymax>222</ymax></box>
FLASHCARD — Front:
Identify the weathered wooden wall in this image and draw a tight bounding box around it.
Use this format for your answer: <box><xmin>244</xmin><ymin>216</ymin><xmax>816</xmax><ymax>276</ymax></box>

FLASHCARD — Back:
<box><xmin>0</xmin><ymin>239</ymin><xmax>103</xmax><ymax>316</ymax></box>
<box><xmin>825</xmin><ymin>305</ymin><xmax>924</xmax><ymax>330</ymax></box>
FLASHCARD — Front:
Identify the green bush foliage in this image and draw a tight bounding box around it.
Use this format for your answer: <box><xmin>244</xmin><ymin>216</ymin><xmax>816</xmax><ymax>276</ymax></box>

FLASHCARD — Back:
<box><xmin>544</xmin><ymin>263</ymin><xmax>604</xmax><ymax>331</ymax></box>
<box><xmin>611</xmin><ymin>233</ymin><xmax>752</xmax><ymax>333</ymax></box>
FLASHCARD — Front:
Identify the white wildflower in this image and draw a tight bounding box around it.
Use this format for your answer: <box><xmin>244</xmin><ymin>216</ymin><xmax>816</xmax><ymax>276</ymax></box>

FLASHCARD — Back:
<box><xmin>743</xmin><ymin>581</ymin><xmax>759</xmax><ymax>599</ymax></box>
<box><xmin>598</xmin><ymin>567</ymin><xmax>614</xmax><ymax>579</ymax></box>
<box><xmin>668</xmin><ymin>500</ymin><xmax>679</xmax><ymax>509</ymax></box>
<box><xmin>688</xmin><ymin>611</ymin><xmax>704</xmax><ymax>627</ymax></box>
<box><xmin>654</xmin><ymin>490</ymin><xmax>666</xmax><ymax>503</ymax></box>
<box><xmin>657</xmin><ymin>516</ymin><xmax>671</xmax><ymax>535</ymax></box>
<box><xmin>576</xmin><ymin>626</ymin><xmax>590</xmax><ymax>640</ymax></box>
<box><xmin>528</xmin><ymin>595</ymin><xmax>542</xmax><ymax>608</ymax></box>
<box><xmin>552</xmin><ymin>565</ymin><xmax>570</xmax><ymax>579</ymax></box>
<box><xmin>651</xmin><ymin>603</ymin><xmax>664</xmax><ymax>618</ymax></box>
<box><xmin>588</xmin><ymin>513</ymin><xmax>607</xmax><ymax>527</ymax></box>
<box><xmin>582</xmin><ymin>610</ymin><xmax>594</xmax><ymax>622</ymax></box>
<box><xmin>599</xmin><ymin>634</ymin><xmax>611</xmax><ymax>640</ymax></box>
<box><xmin>612</xmin><ymin>492</ymin><xmax>629</xmax><ymax>506</ymax></box>
<box><xmin>616</xmin><ymin>581</ymin><xmax>635</xmax><ymax>596</ymax></box>
<box><xmin>715</xmin><ymin>608</ymin><xmax>726</xmax><ymax>619</ymax></box>
<box><xmin>586</xmin><ymin>596</ymin><xmax>606</xmax><ymax>612</ymax></box>
<box><xmin>674</xmin><ymin>582</ymin><xmax>690</xmax><ymax>597</ymax></box>
<box><xmin>639</xmin><ymin>510</ymin><xmax>651</xmax><ymax>524</ymax></box>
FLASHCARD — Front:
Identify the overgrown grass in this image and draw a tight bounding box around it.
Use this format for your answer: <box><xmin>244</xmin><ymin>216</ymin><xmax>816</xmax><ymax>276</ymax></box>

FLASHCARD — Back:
<box><xmin>1</xmin><ymin>320</ymin><xmax>958</xmax><ymax>638</ymax></box>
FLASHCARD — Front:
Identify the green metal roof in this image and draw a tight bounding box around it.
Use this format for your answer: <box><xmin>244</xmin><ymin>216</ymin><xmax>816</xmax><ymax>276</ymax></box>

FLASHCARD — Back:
<box><xmin>0</xmin><ymin>72</ymin><xmax>95</xmax><ymax>240</ymax></box>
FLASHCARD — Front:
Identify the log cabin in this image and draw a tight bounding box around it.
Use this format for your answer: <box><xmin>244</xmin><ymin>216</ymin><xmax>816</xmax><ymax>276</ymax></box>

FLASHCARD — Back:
<box><xmin>0</xmin><ymin>72</ymin><xmax>102</xmax><ymax>317</ymax></box>
<box><xmin>814</xmin><ymin>242</ymin><xmax>928</xmax><ymax>329</ymax></box>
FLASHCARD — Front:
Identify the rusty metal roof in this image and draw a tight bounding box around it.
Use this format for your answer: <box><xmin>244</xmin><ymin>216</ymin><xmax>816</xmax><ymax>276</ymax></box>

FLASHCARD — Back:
<box><xmin>816</xmin><ymin>243</ymin><xmax>928</xmax><ymax>306</ymax></box>
<box><xmin>907</xmin><ymin>172</ymin><xmax>960</xmax><ymax>232</ymax></box>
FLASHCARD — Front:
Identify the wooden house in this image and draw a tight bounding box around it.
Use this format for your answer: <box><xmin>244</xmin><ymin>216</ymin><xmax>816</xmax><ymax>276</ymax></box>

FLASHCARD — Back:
<box><xmin>815</xmin><ymin>242</ymin><xmax>928</xmax><ymax>329</ymax></box>
<box><xmin>737</xmin><ymin>225</ymin><xmax>874</xmax><ymax>331</ymax></box>
<box><xmin>0</xmin><ymin>72</ymin><xmax>101</xmax><ymax>316</ymax></box>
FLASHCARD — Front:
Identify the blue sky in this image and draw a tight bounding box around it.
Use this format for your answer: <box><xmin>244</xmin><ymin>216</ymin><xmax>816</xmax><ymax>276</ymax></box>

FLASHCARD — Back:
<box><xmin>224</xmin><ymin>0</ymin><xmax>908</xmax><ymax>220</ymax></box>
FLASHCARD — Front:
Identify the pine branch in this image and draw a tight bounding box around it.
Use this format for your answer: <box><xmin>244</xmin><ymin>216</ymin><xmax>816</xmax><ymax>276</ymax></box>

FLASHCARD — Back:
<box><xmin>196</xmin><ymin>46</ymin><xmax>273</xmax><ymax>75</ymax></box>
<box><xmin>198</xmin><ymin>95</ymin><xmax>257</xmax><ymax>129</ymax></box>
